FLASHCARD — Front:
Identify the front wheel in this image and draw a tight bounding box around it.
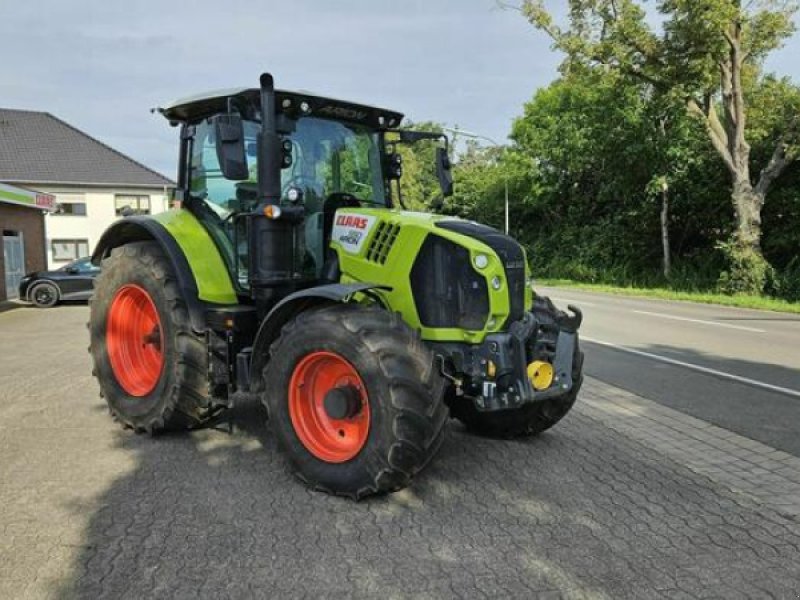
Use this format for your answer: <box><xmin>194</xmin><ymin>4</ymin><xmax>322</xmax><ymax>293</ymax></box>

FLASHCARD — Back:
<box><xmin>263</xmin><ymin>304</ymin><xmax>447</xmax><ymax>499</ymax></box>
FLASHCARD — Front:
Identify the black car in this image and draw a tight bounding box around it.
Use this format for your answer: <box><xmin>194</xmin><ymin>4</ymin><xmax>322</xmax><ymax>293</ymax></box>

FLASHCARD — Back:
<box><xmin>18</xmin><ymin>257</ymin><xmax>100</xmax><ymax>308</ymax></box>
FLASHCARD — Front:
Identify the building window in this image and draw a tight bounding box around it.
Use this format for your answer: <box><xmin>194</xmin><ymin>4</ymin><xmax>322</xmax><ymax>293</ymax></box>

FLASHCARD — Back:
<box><xmin>115</xmin><ymin>195</ymin><xmax>150</xmax><ymax>216</ymax></box>
<box><xmin>53</xmin><ymin>202</ymin><xmax>87</xmax><ymax>216</ymax></box>
<box><xmin>52</xmin><ymin>239</ymin><xmax>90</xmax><ymax>262</ymax></box>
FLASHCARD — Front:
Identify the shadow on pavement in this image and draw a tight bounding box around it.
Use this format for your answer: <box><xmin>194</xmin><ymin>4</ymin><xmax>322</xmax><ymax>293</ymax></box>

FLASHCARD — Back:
<box><xmin>52</xmin><ymin>384</ymin><xmax>800</xmax><ymax>599</ymax></box>
<box><xmin>56</xmin><ymin>398</ymin><xmax>612</xmax><ymax>598</ymax></box>
<box><xmin>0</xmin><ymin>299</ymin><xmax>87</xmax><ymax>314</ymax></box>
<box><xmin>0</xmin><ymin>300</ymin><xmax>27</xmax><ymax>314</ymax></box>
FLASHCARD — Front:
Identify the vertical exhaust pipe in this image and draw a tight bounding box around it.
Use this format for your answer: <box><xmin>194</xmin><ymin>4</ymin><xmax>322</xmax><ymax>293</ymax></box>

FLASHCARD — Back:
<box><xmin>257</xmin><ymin>73</ymin><xmax>281</xmax><ymax>205</ymax></box>
<box><xmin>250</xmin><ymin>72</ymin><xmax>294</xmax><ymax>313</ymax></box>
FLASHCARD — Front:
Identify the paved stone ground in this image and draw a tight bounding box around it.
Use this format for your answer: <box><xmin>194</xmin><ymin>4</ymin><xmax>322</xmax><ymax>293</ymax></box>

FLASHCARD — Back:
<box><xmin>1</xmin><ymin>304</ymin><xmax>799</xmax><ymax>599</ymax></box>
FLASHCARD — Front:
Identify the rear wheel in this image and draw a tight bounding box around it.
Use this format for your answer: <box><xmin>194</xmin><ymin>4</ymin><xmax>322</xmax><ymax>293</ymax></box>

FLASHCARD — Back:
<box><xmin>263</xmin><ymin>304</ymin><xmax>447</xmax><ymax>499</ymax></box>
<box><xmin>449</xmin><ymin>295</ymin><xmax>584</xmax><ymax>438</ymax></box>
<box><xmin>89</xmin><ymin>242</ymin><xmax>213</xmax><ymax>432</ymax></box>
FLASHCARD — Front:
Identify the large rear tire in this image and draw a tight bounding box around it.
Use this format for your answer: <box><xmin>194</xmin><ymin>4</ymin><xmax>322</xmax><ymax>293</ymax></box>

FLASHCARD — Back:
<box><xmin>263</xmin><ymin>304</ymin><xmax>447</xmax><ymax>499</ymax></box>
<box><xmin>89</xmin><ymin>242</ymin><xmax>213</xmax><ymax>433</ymax></box>
<box><xmin>449</xmin><ymin>295</ymin><xmax>584</xmax><ymax>439</ymax></box>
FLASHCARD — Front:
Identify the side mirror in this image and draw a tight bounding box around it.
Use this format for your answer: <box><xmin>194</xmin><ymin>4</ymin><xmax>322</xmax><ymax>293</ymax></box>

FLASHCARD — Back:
<box><xmin>212</xmin><ymin>115</ymin><xmax>249</xmax><ymax>180</ymax></box>
<box><xmin>385</xmin><ymin>152</ymin><xmax>403</xmax><ymax>180</ymax></box>
<box><xmin>436</xmin><ymin>147</ymin><xmax>453</xmax><ymax>197</ymax></box>
<box><xmin>65</xmin><ymin>266</ymin><xmax>79</xmax><ymax>274</ymax></box>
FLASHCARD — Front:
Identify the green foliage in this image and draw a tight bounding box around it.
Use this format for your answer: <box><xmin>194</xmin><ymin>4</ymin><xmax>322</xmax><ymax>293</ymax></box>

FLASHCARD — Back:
<box><xmin>519</xmin><ymin>0</ymin><xmax>800</xmax><ymax>289</ymax></box>
<box><xmin>768</xmin><ymin>257</ymin><xmax>800</xmax><ymax>301</ymax></box>
<box><xmin>716</xmin><ymin>237</ymin><xmax>774</xmax><ymax>295</ymax></box>
<box><xmin>524</xmin><ymin>0</ymin><xmax>799</xmax><ymax>92</ymax></box>
<box><xmin>391</xmin><ymin>121</ymin><xmax>446</xmax><ymax>211</ymax></box>
<box><xmin>746</xmin><ymin>73</ymin><xmax>800</xmax><ymax>165</ymax></box>
<box><xmin>440</xmin><ymin>64</ymin><xmax>799</xmax><ymax>301</ymax></box>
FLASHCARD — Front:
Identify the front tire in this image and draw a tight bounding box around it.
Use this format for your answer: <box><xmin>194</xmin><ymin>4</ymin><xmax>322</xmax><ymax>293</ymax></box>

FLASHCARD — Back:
<box><xmin>263</xmin><ymin>304</ymin><xmax>447</xmax><ymax>499</ymax></box>
<box><xmin>89</xmin><ymin>242</ymin><xmax>213</xmax><ymax>433</ymax></box>
<box><xmin>449</xmin><ymin>295</ymin><xmax>584</xmax><ymax>438</ymax></box>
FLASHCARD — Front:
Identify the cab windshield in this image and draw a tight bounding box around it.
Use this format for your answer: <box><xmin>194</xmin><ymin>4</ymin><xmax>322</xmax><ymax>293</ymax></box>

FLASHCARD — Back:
<box><xmin>189</xmin><ymin>116</ymin><xmax>386</xmax><ymax>216</ymax></box>
<box><xmin>281</xmin><ymin>117</ymin><xmax>386</xmax><ymax>211</ymax></box>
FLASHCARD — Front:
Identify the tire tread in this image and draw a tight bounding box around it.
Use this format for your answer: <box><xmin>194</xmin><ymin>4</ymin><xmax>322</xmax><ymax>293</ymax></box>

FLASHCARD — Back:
<box><xmin>89</xmin><ymin>242</ymin><xmax>212</xmax><ymax>433</ymax></box>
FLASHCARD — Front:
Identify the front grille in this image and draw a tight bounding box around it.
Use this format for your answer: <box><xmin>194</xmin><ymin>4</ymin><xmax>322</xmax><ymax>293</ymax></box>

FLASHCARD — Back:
<box><xmin>366</xmin><ymin>221</ymin><xmax>400</xmax><ymax>264</ymax></box>
<box><xmin>410</xmin><ymin>235</ymin><xmax>490</xmax><ymax>330</ymax></box>
<box><xmin>436</xmin><ymin>220</ymin><xmax>526</xmax><ymax>325</ymax></box>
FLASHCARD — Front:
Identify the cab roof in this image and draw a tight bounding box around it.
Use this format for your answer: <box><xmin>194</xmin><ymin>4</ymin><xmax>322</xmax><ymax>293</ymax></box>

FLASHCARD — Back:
<box><xmin>157</xmin><ymin>88</ymin><xmax>404</xmax><ymax>130</ymax></box>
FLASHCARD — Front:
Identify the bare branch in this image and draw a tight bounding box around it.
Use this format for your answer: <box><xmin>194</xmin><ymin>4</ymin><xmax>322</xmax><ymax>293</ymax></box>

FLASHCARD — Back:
<box><xmin>722</xmin><ymin>27</ymin><xmax>736</xmax><ymax>50</ymax></box>
<box><xmin>687</xmin><ymin>98</ymin><xmax>737</xmax><ymax>175</ymax></box>
<box><xmin>755</xmin><ymin>127</ymin><xmax>799</xmax><ymax>197</ymax></box>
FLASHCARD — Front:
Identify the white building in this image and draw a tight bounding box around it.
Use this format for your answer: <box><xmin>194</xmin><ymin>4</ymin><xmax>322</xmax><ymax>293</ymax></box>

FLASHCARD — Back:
<box><xmin>0</xmin><ymin>108</ymin><xmax>173</xmax><ymax>268</ymax></box>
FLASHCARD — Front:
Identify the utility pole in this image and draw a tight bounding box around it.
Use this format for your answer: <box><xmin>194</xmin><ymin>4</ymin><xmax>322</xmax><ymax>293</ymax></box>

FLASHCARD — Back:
<box><xmin>443</xmin><ymin>127</ymin><xmax>509</xmax><ymax>235</ymax></box>
<box><xmin>660</xmin><ymin>178</ymin><xmax>671</xmax><ymax>279</ymax></box>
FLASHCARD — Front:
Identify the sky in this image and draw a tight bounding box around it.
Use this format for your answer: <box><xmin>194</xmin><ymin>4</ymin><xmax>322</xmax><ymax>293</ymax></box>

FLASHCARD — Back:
<box><xmin>2</xmin><ymin>1</ymin><xmax>799</xmax><ymax>178</ymax></box>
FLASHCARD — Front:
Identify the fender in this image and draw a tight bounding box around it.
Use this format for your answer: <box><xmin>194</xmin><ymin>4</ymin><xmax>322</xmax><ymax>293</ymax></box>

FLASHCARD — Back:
<box><xmin>91</xmin><ymin>212</ymin><xmax>238</xmax><ymax>332</ymax></box>
<box><xmin>248</xmin><ymin>282</ymin><xmax>389</xmax><ymax>390</ymax></box>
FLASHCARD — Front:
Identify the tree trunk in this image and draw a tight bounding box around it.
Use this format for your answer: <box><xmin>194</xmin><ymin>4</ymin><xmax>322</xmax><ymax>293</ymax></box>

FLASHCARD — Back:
<box><xmin>660</xmin><ymin>186</ymin><xmax>671</xmax><ymax>279</ymax></box>
<box><xmin>731</xmin><ymin>179</ymin><xmax>764</xmax><ymax>253</ymax></box>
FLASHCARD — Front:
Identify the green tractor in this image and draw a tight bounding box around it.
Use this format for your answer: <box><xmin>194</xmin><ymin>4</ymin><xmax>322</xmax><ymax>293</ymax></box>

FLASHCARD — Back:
<box><xmin>89</xmin><ymin>73</ymin><xmax>583</xmax><ymax>499</ymax></box>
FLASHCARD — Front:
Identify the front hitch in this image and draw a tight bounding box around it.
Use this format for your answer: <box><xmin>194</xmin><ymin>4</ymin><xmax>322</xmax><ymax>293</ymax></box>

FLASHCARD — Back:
<box><xmin>442</xmin><ymin>301</ymin><xmax>582</xmax><ymax>411</ymax></box>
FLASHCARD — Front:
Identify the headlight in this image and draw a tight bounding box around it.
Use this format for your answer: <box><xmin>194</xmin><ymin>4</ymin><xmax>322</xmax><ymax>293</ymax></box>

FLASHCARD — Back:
<box><xmin>491</xmin><ymin>276</ymin><xmax>502</xmax><ymax>290</ymax></box>
<box><xmin>473</xmin><ymin>254</ymin><xmax>489</xmax><ymax>269</ymax></box>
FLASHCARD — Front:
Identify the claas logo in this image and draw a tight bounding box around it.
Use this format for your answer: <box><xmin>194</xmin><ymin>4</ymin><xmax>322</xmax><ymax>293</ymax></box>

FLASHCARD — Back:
<box><xmin>335</xmin><ymin>215</ymin><xmax>369</xmax><ymax>229</ymax></box>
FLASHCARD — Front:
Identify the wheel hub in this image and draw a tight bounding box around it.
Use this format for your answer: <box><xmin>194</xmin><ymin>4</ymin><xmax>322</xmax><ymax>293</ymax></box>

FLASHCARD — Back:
<box><xmin>106</xmin><ymin>284</ymin><xmax>165</xmax><ymax>397</ymax></box>
<box><xmin>142</xmin><ymin>325</ymin><xmax>162</xmax><ymax>351</ymax></box>
<box><xmin>288</xmin><ymin>351</ymin><xmax>370</xmax><ymax>463</ymax></box>
<box><xmin>35</xmin><ymin>286</ymin><xmax>53</xmax><ymax>304</ymax></box>
<box><xmin>323</xmin><ymin>385</ymin><xmax>362</xmax><ymax>420</ymax></box>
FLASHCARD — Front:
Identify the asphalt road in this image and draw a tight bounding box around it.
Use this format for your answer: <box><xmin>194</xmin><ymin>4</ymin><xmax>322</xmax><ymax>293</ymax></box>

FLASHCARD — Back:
<box><xmin>538</xmin><ymin>285</ymin><xmax>800</xmax><ymax>457</ymax></box>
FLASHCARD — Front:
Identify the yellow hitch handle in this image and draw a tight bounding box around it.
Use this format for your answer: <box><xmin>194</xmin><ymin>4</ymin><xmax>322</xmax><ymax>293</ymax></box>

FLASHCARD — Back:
<box><xmin>527</xmin><ymin>360</ymin><xmax>554</xmax><ymax>391</ymax></box>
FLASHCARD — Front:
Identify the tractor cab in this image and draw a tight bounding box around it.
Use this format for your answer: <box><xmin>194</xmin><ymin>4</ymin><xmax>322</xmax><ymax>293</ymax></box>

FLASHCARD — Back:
<box><xmin>158</xmin><ymin>81</ymin><xmax>451</xmax><ymax>309</ymax></box>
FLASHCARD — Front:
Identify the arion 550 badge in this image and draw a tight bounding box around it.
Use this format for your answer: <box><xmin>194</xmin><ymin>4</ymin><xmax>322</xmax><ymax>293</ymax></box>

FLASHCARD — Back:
<box><xmin>332</xmin><ymin>213</ymin><xmax>377</xmax><ymax>254</ymax></box>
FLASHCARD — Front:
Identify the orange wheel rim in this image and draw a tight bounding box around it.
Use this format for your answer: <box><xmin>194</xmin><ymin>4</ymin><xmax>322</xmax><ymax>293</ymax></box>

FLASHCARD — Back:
<box><xmin>106</xmin><ymin>284</ymin><xmax>165</xmax><ymax>397</ymax></box>
<box><xmin>288</xmin><ymin>351</ymin><xmax>370</xmax><ymax>463</ymax></box>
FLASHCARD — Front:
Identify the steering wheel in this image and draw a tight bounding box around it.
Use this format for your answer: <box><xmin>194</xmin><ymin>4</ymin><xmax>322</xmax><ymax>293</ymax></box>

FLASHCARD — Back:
<box><xmin>281</xmin><ymin>175</ymin><xmax>321</xmax><ymax>200</ymax></box>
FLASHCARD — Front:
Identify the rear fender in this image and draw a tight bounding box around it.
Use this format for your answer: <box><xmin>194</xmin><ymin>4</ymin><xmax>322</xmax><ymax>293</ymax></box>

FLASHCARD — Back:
<box><xmin>92</xmin><ymin>213</ymin><xmax>237</xmax><ymax>332</ymax></box>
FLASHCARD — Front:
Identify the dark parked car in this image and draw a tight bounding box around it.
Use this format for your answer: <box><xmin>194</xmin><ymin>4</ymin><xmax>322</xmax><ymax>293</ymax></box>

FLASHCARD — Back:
<box><xmin>18</xmin><ymin>257</ymin><xmax>100</xmax><ymax>308</ymax></box>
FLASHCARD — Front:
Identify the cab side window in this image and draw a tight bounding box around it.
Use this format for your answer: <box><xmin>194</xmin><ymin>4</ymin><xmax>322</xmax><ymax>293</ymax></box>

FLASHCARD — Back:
<box><xmin>189</xmin><ymin>120</ymin><xmax>259</xmax><ymax>215</ymax></box>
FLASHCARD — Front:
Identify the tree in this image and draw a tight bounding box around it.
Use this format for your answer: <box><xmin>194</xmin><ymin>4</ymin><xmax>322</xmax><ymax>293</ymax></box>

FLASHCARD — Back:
<box><xmin>521</xmin><ymin>0</ymin><xmax>800</xmax><ymax>292</ymax></box>
<box><xmin>387</xmin><ymin>121</ymin><xmax>447</xmax><ymax>211</ymax></box>
<box><xmin>448</xmin><ymin>141</ymin><xmax>513</xmax><ymax>224</ymax></box>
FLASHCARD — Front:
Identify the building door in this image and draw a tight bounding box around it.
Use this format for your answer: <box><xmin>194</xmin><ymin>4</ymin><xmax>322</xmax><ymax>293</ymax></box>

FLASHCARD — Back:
<box><xmin>3</xmin><ymin>232</ymin><xmax>25</xmax><ymax>300</ymax></box>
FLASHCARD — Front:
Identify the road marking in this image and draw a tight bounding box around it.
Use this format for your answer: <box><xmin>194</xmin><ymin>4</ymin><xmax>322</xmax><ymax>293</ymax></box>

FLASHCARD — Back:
<box><xmin>582</xmin><ymin>336</ymin><xmax>800</xmax><ymax>399</ymax></box>
<box><xmin>549</xmin><ymin>297</ymin><xmax>598</xmax><ymax>307</ymax></box>
<box><xmin>631</xmin><ymin>310</ymin><xmax>766</xmax><ymax>333</ymax></box>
